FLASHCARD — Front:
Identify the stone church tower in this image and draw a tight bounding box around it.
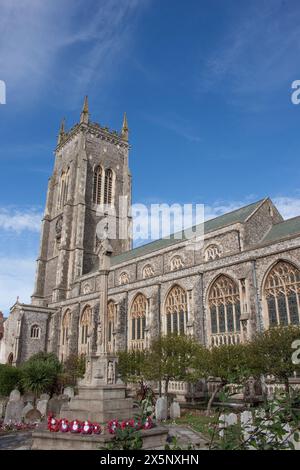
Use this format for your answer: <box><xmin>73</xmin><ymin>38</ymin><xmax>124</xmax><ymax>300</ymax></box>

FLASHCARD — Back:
<box><xmin>32</xmin><ymin>97</ymin><xmax>132</xmax><ymax>307</ymax></box>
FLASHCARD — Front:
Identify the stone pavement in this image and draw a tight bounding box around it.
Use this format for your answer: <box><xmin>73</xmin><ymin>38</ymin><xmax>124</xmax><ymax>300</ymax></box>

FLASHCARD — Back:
<box><xmin>0</xmin><ymin>432</ymin><xmax>32</xmax><ymax>450</ymax></box>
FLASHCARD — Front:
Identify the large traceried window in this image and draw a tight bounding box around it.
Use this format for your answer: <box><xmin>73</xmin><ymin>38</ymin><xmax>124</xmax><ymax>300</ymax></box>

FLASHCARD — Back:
<box><xmin>165</xmin><ymin>285</ymin><xmax>188</xmax><ymax>335</ymax></box>
<box><xmin>264</xmin><ymin>261</ymin><xmax>300</xmax><ymax>327</ymax></box>
<box><xmin>208</xmin><ymin>275</ymin><xmax>241</xmax><ymax>346</ymax></box>
<box><xmin>79</xmin><ymin>306</ymin><xmax>92</xmax><ymax>355</ymax></box>
<box><xmin>130</xmin><ymin>294</ymin><xmax>147</xmax><ymax>350</ymax></box>
<box><xmin>104</xmin><ymin>169</ymin><xmax>113</xmax><ymax>205</ymax></box>
<box><xmin>107</xmin><ymin>301</ymin><xmax>116</xmax><ymax>353</ymax></box>
<box><xmin>93</xmin><ymin>165</ymin><xmax>103</xmax><ymax>204</ymax></box>
<box><xmin>60</xmin><ymin>309</ymin><xmax>71</xmax><ymax>361</ymax></box>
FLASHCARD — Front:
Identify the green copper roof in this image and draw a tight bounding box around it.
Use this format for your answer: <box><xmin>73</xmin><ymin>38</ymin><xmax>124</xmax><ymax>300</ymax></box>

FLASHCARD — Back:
<box><xmin>111</xmin><ymin>199</ymin><xmax>265</xmax><ymax>266</ymax></box>
<box><xmin>261</xmin><ymin>216</ymin><xmax>300</xmax><ymax>245</ymax></box>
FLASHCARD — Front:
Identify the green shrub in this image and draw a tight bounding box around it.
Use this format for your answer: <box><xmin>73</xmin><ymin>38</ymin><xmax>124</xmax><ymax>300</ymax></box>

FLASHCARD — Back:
<box><xmin>20</xmin><ymin>352</ymin><xmax>62</xmax><ymax>397</ymax></box>
<box><xmin>0</xmin><ymin>364</ymin><xmax>23</xmax><ymax>396</ymax></box>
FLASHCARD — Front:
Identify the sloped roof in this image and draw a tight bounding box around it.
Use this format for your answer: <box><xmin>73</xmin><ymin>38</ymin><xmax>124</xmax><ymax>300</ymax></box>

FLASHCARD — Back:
<box><xmin>260</xmin><ymin>216</ymin><xmax>300</xmax><ymax>245</ymax></box>
<box><xmin>111</xmin><ymin>199</ymin><xmax>265</xmax><ymax>266</ymax></box>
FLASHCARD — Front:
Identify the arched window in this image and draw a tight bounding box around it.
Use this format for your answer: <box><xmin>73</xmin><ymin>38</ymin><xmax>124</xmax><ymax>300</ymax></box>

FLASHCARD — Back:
<box><xmin>208</xmin><ymin>275</ymin><xmax>241</xmax><ymax>346</ymax></box>
<box><xmin>58</xmin><ymin>168</ymin><xmax>70</xmax><ymax>209</ymax></box>
<box><xmin>165</xmin><ymin>285</ymin><xmax>188</xmax><ymax>335</ymax></box>
<box><xmin>107</xmin><ymin>301</ymin><xmax>116</xmax><ymax>353</ymax></box>
<box><xmin>79</xmin><ymin>306</ymin><xmax>92</xmax><ymax>355</ymax></box>
<box><xmin>205</xmin><ymin>244</ymin><xmax>221</xmax><ymax>261</ymax></box>
<box><xmin>60</xmin><ymin>309</ymin><xmax>71</xmax><ymax>361</ymax></box>
<box><xmin>142</xmin><ymin>264</ymin><xmax>154</xmax><ymax>279</ymax></box>
<box><xmin>93</xmin><ymin>165</ymin><xmax>103</xmax><ymax>204</ymax></box>
<box><xmin>130</xmin><ymin>294</ymin><xmax>147</xmax><ymax>349</ymax></box>
<box><xmin>264</xmin><ymin>261</ymin><xmax>300</xmax><ymax>327</ymax></box>
<box><xmin>119</xmin><ymin>272</ymin><xmax>129</xmax><ymax>285</ymax></box>
<box><xmin>104</xmin><ymin>169</ymin><xmax>113</xmax><ymax>205</ymax></box>
<box><xmin>7</xmin><ymin>353</ymin><xmax>13</xmax><ymax>365</ymax></box>
<box><xmin>170</xmin><ymin>255</ymin><xmax>184</xmax><ymax>272</ymax></box>
<box><xmin>30</xmin><ymin>324</ymin><xmax>41</xmax><ymax>339</ymax></box>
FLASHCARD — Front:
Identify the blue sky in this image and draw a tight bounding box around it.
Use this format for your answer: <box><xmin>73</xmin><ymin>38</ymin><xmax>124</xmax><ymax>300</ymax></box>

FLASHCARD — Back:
<box><xmin>1</xmin><ymin>0</ymin><xmax>300</xmax><ymax>313</ymax></box>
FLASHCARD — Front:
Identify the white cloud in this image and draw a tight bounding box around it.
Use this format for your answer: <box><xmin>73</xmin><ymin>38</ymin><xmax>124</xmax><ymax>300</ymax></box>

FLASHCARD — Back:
<box><xmin>0</xmin><ymin>207</ymin><xmax>42</xmax><ymax>233</ymax></box>
<box><xmin>0</xmin><ymin>257</ymin><xmax>36</xmax><ymax>314</ymax></box>
<box><xmin>0</xmin><ymin>0</ymin><xmax>147</xmax><ymax>106</ymax></box>
<box><xmin>273</xmin><ymin>197</ymin><xmax>300</xmax><ymax>220</ymax></box>
<box><xmin>200</xmin><ymin>0</ymin><xmax>300</xmax><ymax>99</ymax></box>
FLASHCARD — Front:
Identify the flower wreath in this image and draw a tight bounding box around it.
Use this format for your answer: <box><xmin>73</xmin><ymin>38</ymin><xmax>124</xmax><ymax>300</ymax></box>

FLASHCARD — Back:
<box><xmin>121</xmin><ymin>419</ymin><xmax>135</xmax><ymax>430</ymax></box>
<box><xmin>47</xmin><ymin>415</ymin><xmax>60</xmax><ymax>432</ymax></box>
<box><xmin>81</xmin><ymin>420</ymin><xmax>93</xmax><ymax>435</ymax></box>
<box><xmin>107</xmin><ymin>419</ymin><xmax>120</xmax><ymax>434</ymax></box>
<box><xmin>59</xmin><ymin>419</ymin><xmax>69</xmax><ymax>433</ymax></box>
<box><xmin>70</xmin><ymin>420</ymin><xmax>82</xmax><ymax>433</ymax></box>
<box><xmin>143</xmin><ymin>416</ymin><xmax>153</xmax><ymax>430</ymax></box>
<box><xmin>92</xmin><ymin>423</ymin><xmax>102</xmax><ymax>435</ymax></box>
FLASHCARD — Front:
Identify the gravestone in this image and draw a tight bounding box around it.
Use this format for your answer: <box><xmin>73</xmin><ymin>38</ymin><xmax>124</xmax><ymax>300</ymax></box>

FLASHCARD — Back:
<box><xmin>25</xmin><ymin>408</ymin><xmax>42</xmax><ymax>424</ymax></box>
<box><xmin>22</xmin><ymin>403</ymin><xmax>34</xmax><ymax>419</ymax></box>
<box><xmin>170</xmin><ymin>401</ymin><xmax>181</xmax><ymax>420</ymax></box>
<box><xmin>0</xmin><ymin>398</ymin><xmax>8</xmax><ymax>418</ymax></box>
<box><xmin>155</xmin><ymin>397</ymin><xmax>168</xmax><ymax>421</ymax></box>
<box><xmin>241</xmin><ymin>410</ymin><xmax>254</xmax><ymax>442</ymax></box>
<box><xmin>219</xmin><ymin>412</ymin><xmax>238</xmax><ymax>437</ymax></box>
<box><xmin>9</xmin><ymin>389</ymin><xmax>21</xmax><ymax>401</ymax></box>
<box><xmin>48</xmin><ymin>395</ymin><xmax>65</xmax><ymax>416</ymax></box>
<box><xmin>37</xmin><ymin>396</ymin><xmax>49</xmax><ymax>417</ymax></box>
<box><xmin>4</xmin><ymin>390</ymin><xmax>24</xmax><ymax>424</ymax></box>
<box><xmin>63</xmin><ymin>387</ymin><xmax>74</xmax><ymax>399</ymax></box>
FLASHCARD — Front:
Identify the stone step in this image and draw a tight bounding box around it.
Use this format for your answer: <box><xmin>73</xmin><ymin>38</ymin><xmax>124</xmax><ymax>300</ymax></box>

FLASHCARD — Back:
<box><xmin>76</xmin><ymin>386</ymin><xmax>126</xmax><ymax>401</ymax></box>
<box><xmin>68</xmin><ymin>397</ymin><xmax>133</xmax><ymax>412</ymax></box>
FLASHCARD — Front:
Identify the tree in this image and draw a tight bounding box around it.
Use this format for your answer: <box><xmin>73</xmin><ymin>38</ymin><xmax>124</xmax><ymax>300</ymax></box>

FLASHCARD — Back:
<box><xmin>117</xmin><ymin>349</ymin><xmax>149</xmax><ymax>385</ymax></box>
<box><xmin>0</xmin><ymin>364</ymin><xmax>23</xmax><ymax>396</ymax></box>
<box><xmin>250</xmin><ymin>325</ymin><xmax>300</xmax><ymax>393</ymax></box>
<box><xmin>57</xmin><ymin>354</ymin><xmax>86</xmax><ymax>390</ymax></box>
<box><xmin>147</xmin><ymin>334</ymin><xmax>200</xmax><ymax>396</ymax></box>
<box><xmin>198</xmin><ymin>343</ymin><xmax>254</xmax><ymax>414</ymax></box>
<box><xmin>20</xmin><ymin>352</ymin><xmax>62</xmax><ymax>398</ymax></box>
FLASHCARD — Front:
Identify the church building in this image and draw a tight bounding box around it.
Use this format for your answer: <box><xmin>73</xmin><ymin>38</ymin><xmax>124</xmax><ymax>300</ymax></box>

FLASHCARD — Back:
<box><xmin>1</xmin><ymin>98</ymin><xmax>300</xmax><ymax>388</ymax></box>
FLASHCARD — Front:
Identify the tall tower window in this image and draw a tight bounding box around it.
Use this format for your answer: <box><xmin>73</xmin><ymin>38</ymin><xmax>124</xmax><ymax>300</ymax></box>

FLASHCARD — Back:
<box><xmin>104</xmin><ymin>169</ymin><xmax>113</xmax><ymax>205</ymax></box>
<box><xmin>58</xmin><ymin>168</ymin><xmax>70</xmax><ymax>210</ymax></box>
<box><xmin>60</xmin><ymin>309</ymin><xmax>71</xmax><ymax>361</ymax></box>
<box><xmin>93</xmin><ymin>166</ymin><xmax>103</xmax><ymax>204</ymax></box>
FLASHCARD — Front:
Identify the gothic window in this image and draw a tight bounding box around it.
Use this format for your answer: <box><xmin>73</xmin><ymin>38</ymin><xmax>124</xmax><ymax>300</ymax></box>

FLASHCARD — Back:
<box><xmin>119</xmin><ymin>272</ymin><xmax>129</xmax><ymax>285</ymax></box>
<box><xmin>165</xmin><ymin>285</ymin><xmax>188</xmax><ymax>335</ymax></box>
<box><xmin>93</xmin><ymin>166</ymin><xmax>103</xmax><ymax>205</ymax></box>
<box><xmin>142</xmin><ymin>264</ymin><xmax>154</xmax><ymax>279</ymax></box>
<box><xmin>30</xmin><ymin>324</ymin><xmax>41</xmax><ymax>339</ymax></box>
<box><xmin>58</xmin><ymin>168</ymin><xmax>70</xmax><ymax>210</ymax></box>
<box><xmin>208</xmin><ymin>275</ymin><xmax>241</xmax><ymax>345</ymax></box>
<box><xmin>264</xmin><ymin>261</ymin><xmax>300</xmax><ymax>327</ymax></box>
<box><xmin>170</xmin><ymin>255</ymin><xmax>184</xmax><ymax>272</ymax></box>
<box><xmin>79</xmin><ymin>306</ymin><xmax>92</xmax><ymax>355</ymax></box>
<box><xmin>205</xmin><ymin>244</ymin><xmax>221</xmax><ymax>261</ymax></box>
<box><xmin>130</xmin><ymin>294</ymin><xmax>147</xmax><ymax>349</ymax></box>
<box><xmin>104</xmin><ymin>169</ymin><xmax>113</xmax><ymax>205</ymax></box>
<box><xmin>107</xmin><ymin>301</ymin><xmax>116</xmax><ymax>353</ymax></box>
